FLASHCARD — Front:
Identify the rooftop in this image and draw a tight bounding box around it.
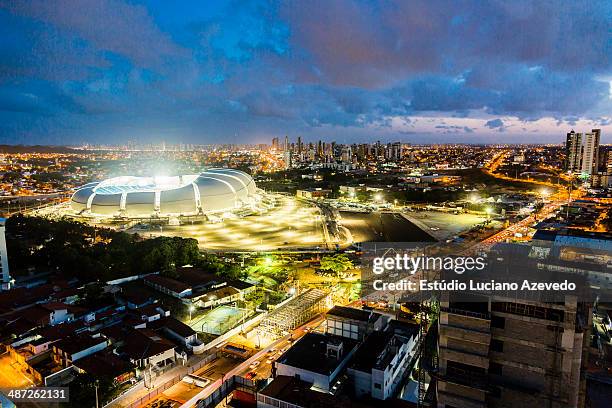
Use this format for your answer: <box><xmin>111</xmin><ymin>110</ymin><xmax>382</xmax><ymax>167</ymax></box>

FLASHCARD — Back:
<box><xmin>121</xmin><ymin>328</ymin><xmax>176</xmax><ymax>360</ymax></box>
<box><xmin>53</xmin><ymin>333</ymin><xmax>107</xmax><ymax>355</ymax></box>
<box><xmin>326</xmin><ymin>306</ymin><xmax>382</xmax><ymax>323</ymax></box>
<box><xmin>73</xmin><ymin>349</ymin><xmax>133</xmax><ymax>379</ymax></box>
<box><xmin>93</xmin><ymin>174</ymin><xmax>199</xmax><ymax>195</ymax></box>
<box><xmin>277</xmin><ymin>332</ymin><xmax>358</xmax><ymax>376</ymax></box>
<box><xmin>148</xmin><ymin>316</ymin><xmax>195</xmax><ymax>339</ymax></box>
<box><xmin>260</xmin><ymin>376</ymin><xmax>409</xmax><ymax>408</ymax></box>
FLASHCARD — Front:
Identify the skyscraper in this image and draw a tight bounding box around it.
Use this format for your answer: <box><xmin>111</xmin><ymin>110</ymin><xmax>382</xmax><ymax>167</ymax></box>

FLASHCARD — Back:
<box><xmin>272</xmin><ymin>137</ymin><xmax>279</xmax><ymax>150</ymax></box>
<box><xmin>581</xmin><ymin>129</ymin><xmax>600</xmax><ymax>175</ymax></box>
<box><xmin>565</xmin><ymin>129</ymin><xmax>601</xmax><ymax>176</ymax></box>
<box><xmin>565</xmin><ymin>130</ymin><xmax>582</xmax><ymax>172</ymax></box>
<box><xmin>0</xmin><ymin>218</ymin><xmax>12</xmax><ymax>291</ymax></box>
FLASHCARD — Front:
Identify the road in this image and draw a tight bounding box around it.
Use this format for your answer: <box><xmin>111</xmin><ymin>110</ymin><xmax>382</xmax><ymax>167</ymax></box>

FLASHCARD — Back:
<box><xmin>477</xmin><ymin>149</ymin><xmax>581</xmax><ymax>245</ymax></box>
<box><xmin>179</xmin><ymin>315</ymin><xmax>325</xmax><ymax>407</ymax></box>
<box><xmin>108</xmin><ymin>353</ymin><xmax>209</xmax><ymax>407</ymax></box>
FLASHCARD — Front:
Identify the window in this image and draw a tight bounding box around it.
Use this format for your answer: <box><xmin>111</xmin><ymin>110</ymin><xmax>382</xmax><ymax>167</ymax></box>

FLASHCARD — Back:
<box><xmin>490</xmin><ymin>339</ymin><xmax>503</xmax><ymax>352</ymax></box>
<box><xmin>374</xmin><ymin>383</ymin><xmax>381</xmax><ymax>389</ymax></box>
<box><xmin>491</xmin><ymin>315</ymin><xmax>505</xmax><ymax>329</ymax></box>
<box><xmin>489</xmin><ymin>362</ymin><xmax>502</xmax><ymax>375</ymax></box>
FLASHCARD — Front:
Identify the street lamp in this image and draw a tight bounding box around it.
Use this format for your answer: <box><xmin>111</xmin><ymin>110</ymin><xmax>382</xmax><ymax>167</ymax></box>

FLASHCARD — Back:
<box><xmin>374</xmin><ymin>193</ymin><xmax>382</xmax><ymax>202</ymax></box>
<box><xmin>188</xmin><ymin>305</ymin><xmax>195</xmax><ymax>321</ymax></box>
<box><xmin>485</xmin><ymin>207</ymin><xmax>493</xmax><ymax>222</ymax></box>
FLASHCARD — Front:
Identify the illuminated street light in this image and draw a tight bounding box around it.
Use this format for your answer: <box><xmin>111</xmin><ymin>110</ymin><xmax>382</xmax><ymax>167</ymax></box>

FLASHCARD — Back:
<box><xmin>469</xmin><ymin>194</ymin><xmax>479</xmax><ymax>204</ymax></box>
<box><xmin>188</xmin><ymin>304</ymin><xmax>195</xmax><ymax>321</ymax></box>
<box><xmin>374</xmin><ymin>193</ymin><xmax>382</xmax><ymax>202</ymax></box>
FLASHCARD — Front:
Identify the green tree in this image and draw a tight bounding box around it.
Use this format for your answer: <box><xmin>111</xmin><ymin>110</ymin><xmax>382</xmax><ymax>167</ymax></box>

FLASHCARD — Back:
<box><xmin>320</xmin><ymin>254</ymin><xmax>354</xmax><ymax>275</ymax></box>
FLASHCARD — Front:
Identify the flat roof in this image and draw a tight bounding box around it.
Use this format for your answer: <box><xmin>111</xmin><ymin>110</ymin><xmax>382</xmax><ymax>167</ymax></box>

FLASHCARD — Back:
<box><xmin>259</xmin><ymin>376</ymin><xmax>387</xmax><ymax>408</ymax></box>
<box><xmin>276</xmin><ymin>332</ymin><xmax>358</xmax><ymax>376</ymax></box>
<box><xmin>326</xmin><ymin>306</ymin><xmax>381</xmax><ymax>323</ymax></box>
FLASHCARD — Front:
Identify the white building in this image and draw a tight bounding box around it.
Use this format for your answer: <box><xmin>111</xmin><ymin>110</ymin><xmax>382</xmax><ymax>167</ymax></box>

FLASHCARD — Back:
<box><xmin>274</xmin><ymin>332</ymin><xmax>359</xmax><ymax>393</ymax></box>
<box><xmin>348</xmin><ymin>328</ymin><xmax>419</xmax><ymax>400</ymax></box>
<box><xmin>0</xmin><ymin>218</ymin><xmax>12</xmax><ymax>290</ymax></box>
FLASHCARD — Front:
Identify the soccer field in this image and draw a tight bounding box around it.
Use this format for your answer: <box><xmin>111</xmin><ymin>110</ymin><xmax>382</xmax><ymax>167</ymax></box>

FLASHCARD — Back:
<box><xmin>191</xmin><ymin>305</ymin><xmax>253</xmax><ymax>335</ymax></box>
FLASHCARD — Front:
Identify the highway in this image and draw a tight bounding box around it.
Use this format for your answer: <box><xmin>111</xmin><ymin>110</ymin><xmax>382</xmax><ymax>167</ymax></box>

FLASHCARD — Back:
<box><xmin>477</xmin><ymin>150</ymin><xmax>581</xmax><ymax>245</ymax></box>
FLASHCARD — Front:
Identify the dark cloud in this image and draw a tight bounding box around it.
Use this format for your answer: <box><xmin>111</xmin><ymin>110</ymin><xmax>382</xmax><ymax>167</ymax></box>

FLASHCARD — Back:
<box><xmin>0</xmin><ymin>0</ymin><xmax>610</xmax><ymax>143</ymax></box>
<box><xmin>485</xmin><ymin>118</ymin><xmax>505</xmax><ymax>131</ymax></box>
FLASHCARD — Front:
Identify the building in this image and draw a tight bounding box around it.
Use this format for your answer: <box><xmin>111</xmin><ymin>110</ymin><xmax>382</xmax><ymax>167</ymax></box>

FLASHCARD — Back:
<box><xmin>325</xmin><ymin>306</ymin><xmax>387</xmax><ymax>341</ymax></box>
<box><xmin>257</xmin><ymin>375</ymin><xmax>374</xmax><ymax>408</ymax></box>
<box><xmin>436</xmin><ymin>292</ymin><xmax>591</xmax><ymax>408</ymax></box>
<box><xmin>296</xmin><ymin>188</ymin><xmax>332</xmax><ymax>199</ymax></box>
<box><xmin>274</xmin><ymin>332</ymin><xmax>359</xmax><ymax>393</ymax></box>
<box><xmin>565</xmin><ymin>129</ymin><xmax>601</xmax><ymax>176</ymax></box>
<box><xmin>52</xmin><ymin>333</ymin><xmax>108</xmax><ymax>367</ymax></box>
<box><xmin>143</xmin><ymin>268</ymin><xmax>254</xmax><ymax>306</ymax></box>
<box><xmin>120</xmin><ymin>328</ymin><xmax>177</xmax><ymax>369</ymax></box>
<box><xmin>0</xmin><ymin>218</ymin><xmax>12</xmax><ymax>291</ymax></box>
<box><xmin>565</xmin><ymin>130</ymin><xmax>582</xmax><ymax>173</ymax></box>
<box><xmin>73</xmin><ymin>349</ymin><xmax>134</xmax><ymax>384</ymax></box>
<box><xmin>348</xmin><ymin>326</ymin><xmax>419</xmax><ymax>400</ymax></box>
<box><xmin>70</xmin><ymin>168</ymin><xmax>260</xmax><ymax>217</ymax></box>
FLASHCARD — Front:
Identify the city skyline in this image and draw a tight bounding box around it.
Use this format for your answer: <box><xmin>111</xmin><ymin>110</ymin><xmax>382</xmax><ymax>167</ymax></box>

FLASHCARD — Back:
<box><xmin>1</xmin><ymin>0</ymin><xmax>611</xmax><ymax>145</ymax></box>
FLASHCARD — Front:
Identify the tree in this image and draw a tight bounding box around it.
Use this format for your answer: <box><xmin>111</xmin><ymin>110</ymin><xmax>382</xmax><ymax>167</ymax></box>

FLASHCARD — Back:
<box><xmin>320</xmin><ymin>254</ymin><xmax>354</xmax><ymax>275</ymax></box>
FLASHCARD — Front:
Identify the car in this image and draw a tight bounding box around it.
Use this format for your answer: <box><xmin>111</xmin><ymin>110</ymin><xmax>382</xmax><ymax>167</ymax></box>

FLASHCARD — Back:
<box><xmin>249</xmin><ymin>361</ymin><xmax>261</xmax><ymax>369</ymax></box>
<box><xmin>245</xmin><ymin>371</ymin><xmax>257</xmax><ymax>380</ymax></box>
<box><xmin>266</xmin><ymin>358</ymin><xmax>274</xmax><ymax>364</ymax></box>
<box><xmin>267</xmin><ymin>348</ymin><xmax>276</xmax><ymax>354</ymax></box>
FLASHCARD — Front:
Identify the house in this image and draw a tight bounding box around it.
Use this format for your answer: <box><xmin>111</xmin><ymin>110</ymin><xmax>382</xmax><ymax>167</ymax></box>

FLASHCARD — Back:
<box><xmin>52</xmin><ymin>333</ymin><xmax>108</xmax><ymax>367</ymax></box>
<box><xmin>143</xmin><ymin>267</ymin><xmax>255</xmax><ymax>307</ymax></box>
<box><xmin>73</xmin><ymin>349</ymin><xmax>134</xmax><ymax>384</ymax></box>
<box><xmin>120</xmin><ymin>328</ymin><xmax>177</xmax><ymax>369</ymax></box>
<box><xmin>144</xmin><ymin>275</ymin><xmax>192</xmax><ymax>298</ymax></box>
<box><xmin>148</xmin><ymin>316</ymin><xmax>198</xmax><ymax>349</ymax></box>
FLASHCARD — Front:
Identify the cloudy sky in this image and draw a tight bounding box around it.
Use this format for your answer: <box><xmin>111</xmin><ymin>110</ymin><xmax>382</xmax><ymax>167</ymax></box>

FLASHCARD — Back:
<box><xmin>0</xmin><ymin>0</ymin><xmax>610</xmax><ymax>145</ymax></box>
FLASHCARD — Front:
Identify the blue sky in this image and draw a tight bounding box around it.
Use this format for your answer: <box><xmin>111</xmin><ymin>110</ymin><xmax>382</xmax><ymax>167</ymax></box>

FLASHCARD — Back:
<box><xmin>0</xmin><ymin>0</ymin><xmax>610</xmax><ymax>145</ymax></box>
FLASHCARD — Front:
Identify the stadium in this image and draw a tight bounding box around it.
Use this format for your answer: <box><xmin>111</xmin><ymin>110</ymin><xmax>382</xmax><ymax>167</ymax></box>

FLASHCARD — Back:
<box><xmin>70</xmin><ymin>168</ymin><xmax>262</xmax><ymax>218</ymax></box>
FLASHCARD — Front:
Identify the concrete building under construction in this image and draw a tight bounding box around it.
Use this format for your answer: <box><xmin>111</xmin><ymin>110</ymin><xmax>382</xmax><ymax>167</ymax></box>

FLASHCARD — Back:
<box><xmin>436</xmin><ymin>293</ymin><xmax>591</xmax><ymax>408</ymax></box>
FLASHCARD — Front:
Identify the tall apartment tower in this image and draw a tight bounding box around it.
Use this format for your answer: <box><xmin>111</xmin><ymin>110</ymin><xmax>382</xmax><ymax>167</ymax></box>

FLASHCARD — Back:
<box><xmin>565</xmin><ymin>130</ymin><xmax>582</xmax><ymax>172</ymax></box>
<box><xmin>271</xmin><ymin>137</ymin><xmax>279</xmax><ymax>150</ymax></box>
<box><xmin>565</xmin><ymin>129</ymin><xmax>601</xmax><ymax>175</ymax></box>
<box><xmin>297</xmin><ymin>136</ymin><xmax>303</xmax><ymax>154</ymax></box>
<box><xmin>284</xmin><ymin>135</ymin><xmax>289</xmax><ymax>152</ymax></box>
<box><xmin>580</xmin><ymin>129</ymin><xmax>600</xmax><ymax>175</ymax></box>
<box><xmin>0</xmin><ymin>218</ymin><xmax>12</xmax><ymax>291</ymax></box>
<box><xmin>437</xmin><ymin>294</ymin><xmax>590</xmax><ymax>408</ymax></box>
